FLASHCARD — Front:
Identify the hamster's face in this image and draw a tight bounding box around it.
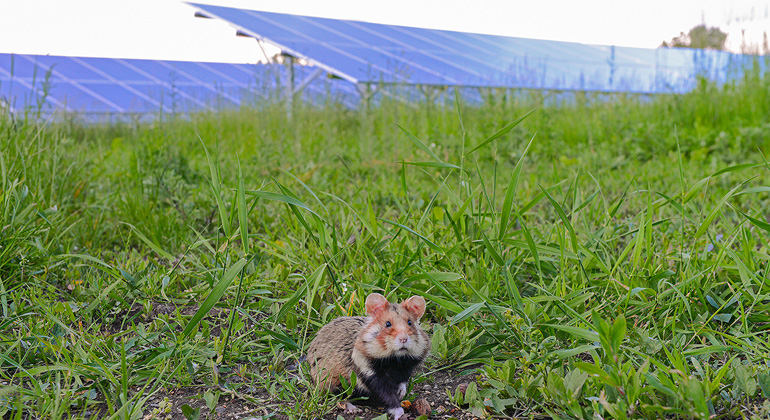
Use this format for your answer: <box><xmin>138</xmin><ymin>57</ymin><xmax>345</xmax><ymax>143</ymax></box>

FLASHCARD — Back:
<box><xmin>361</xmin><ymin>293</ymin><xmax>428</xmax><ymax>358</ymax></box>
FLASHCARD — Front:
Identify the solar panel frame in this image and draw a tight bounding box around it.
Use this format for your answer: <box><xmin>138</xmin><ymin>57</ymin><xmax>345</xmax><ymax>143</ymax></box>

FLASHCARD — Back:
<box><xmin>190</xmin><ymin>5</ymin><xmax>366</xmax><ymax>84</ymax></box>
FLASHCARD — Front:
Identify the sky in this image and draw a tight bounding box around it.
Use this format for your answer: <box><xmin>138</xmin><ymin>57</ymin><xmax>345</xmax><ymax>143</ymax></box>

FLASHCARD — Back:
<box><xmin>1</xmin><ymin>0</ymin><xmax>768</xmax><ymax>64</ymax></box>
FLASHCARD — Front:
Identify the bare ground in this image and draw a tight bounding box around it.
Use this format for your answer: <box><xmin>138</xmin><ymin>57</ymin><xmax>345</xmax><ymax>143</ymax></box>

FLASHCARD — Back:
<box><xmin>131</xmin><ymin>365</ymin><xmax>481</xmax><ymax>420</ymax></box>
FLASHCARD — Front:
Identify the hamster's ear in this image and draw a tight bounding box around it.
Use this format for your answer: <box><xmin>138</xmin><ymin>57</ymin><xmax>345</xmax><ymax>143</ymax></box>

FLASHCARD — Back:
<box><xmin>365</xmin><ymin>293</ymin><xmax>389</xmax><ymax>317</ymax></box>
<box><xmin>402</xmin><ymin>296</ymin><xmax>426</xmax><ymax>320</ymax></box>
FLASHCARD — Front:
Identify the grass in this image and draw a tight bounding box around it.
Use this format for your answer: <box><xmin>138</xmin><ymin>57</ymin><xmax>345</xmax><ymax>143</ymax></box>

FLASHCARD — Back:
<box><xmin>1</xmin><ymin>63</ymin><xmax>770</xmax><ymax>419</ymax></box>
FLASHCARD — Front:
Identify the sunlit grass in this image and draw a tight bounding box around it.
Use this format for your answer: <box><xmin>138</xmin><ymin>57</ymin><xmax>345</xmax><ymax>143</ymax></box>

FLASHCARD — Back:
<box><xmin>1</xmin><ymin>64</ymin><xmax>770</xmax><ymax>419</ymax></box>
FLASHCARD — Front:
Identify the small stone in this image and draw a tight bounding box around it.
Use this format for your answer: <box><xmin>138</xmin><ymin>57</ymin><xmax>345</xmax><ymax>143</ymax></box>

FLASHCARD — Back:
<box><xmin>411</xmin><ymin>398</ymin><xmax>431</xmax><ymax>416</ymax></box>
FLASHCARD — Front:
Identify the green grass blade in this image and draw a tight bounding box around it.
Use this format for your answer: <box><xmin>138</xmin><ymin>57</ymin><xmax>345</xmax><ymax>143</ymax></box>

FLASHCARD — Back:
<box><xmin>280</xmin><ymin>168</ymin><xmax>329</xmax><ymax>212</ymax></box>
<box><xmin>519</xmin><ymin>217</ymin><xmax>541</xmax><ymax>274</ymax></box>
<box><xmin>198</xmin><ymin>135</ymin><xmax>231</xmax><ymax>238</ymax></box>
<box><xmin>551</xmin><ymin>344</ymin><xmax>600</xmax><ymax>359</ymax></box>
<box><xmin>305</xmin><ymin>263</ymin><xmax>327</xmax><ymax>315</ymax></box>
<box><xmin>454</xmin><ymin>88</ymin><xmax>466</xmax><ymax>134</ymax></box>
<box><xmin>543</xmin><ymin>324</ymin><xmax>600</xmax><ymax>342</ymax></box>
<box><xmin>397</xmin><ymin>124</ymin><xmax>443</xmax><ymax>163</ymax></box>
<box><xmin>181</xmin><ymin>258</ymin><xmax>247</xmax><ymax>340</ymax></box>
<box><xmin>378</xmin><ymin>217</ymin><xmax>443</xmax><ymax>253</ymax></box>
<box><xmin>247</xmin><ymin>190</ymin><xmax>320</xmax><ymax>218</ymax></box>
<box><xmin>711</xmin><ymin>162</ymin><xmax>762</xmax><ymax>176</ymax></box>
<box><xmin>466</xmin><ymin>109</ymin><xmax>535</xmax><ymax>155</ymax></box>
<box><xmin>236</xmin><ymin>157</ymin><xmax>249</xmax><ymax>254</ymax></box>
<box><xmin>684</xmin><ymin>164</ymin><xmax>759</xmax><ymax>204</ymax></box>
<box><xmin>276</xmin><ymin>280</ymin><xmax>309</xmax><ymax>322</ymax></box>
<box><xmin>402</xmin><ymin>161</ymin><xmax>463</xmax><ymax>171</ymax></box>
<box><xmin>736</xmin><ymin>208</ymin><xmax>770</xmax><ymax>233</ymax></box>
<box><xmin>632</xmin><ymin>209</ymin><xmax>646</xmax><ymax>270</ymax></box>
<box><xmin>481</xmin><ymin>232</ymin><xmax>504</xmax><ymax>266</ymax></box>
<box><xmin>608</xmin><ymin>179</ymin><xmax>634</xmax><ymax>219</ymax></box>
<box><xmin>405</xmin><ymin>272</ymin><xmax>463</xmax><ymax>308</ymax></box>
<box><xmin>683</xmin><ymin>176</ymin><xmax>711</xmax><ymax>204</ymax></box>
<box><xmin>450</xmin><ymin>302</ymin><xmax>484</xmax><ymax>326</ymax></box>
<box><xmin>735</xmin><ymin>186</ymin><xmax>770</xmax><ymax>196</ymax></box>
<box><xmin>325</xmin><ymin>192</ymin><xmax>377</xmax><ymax>238</ymax></box>
<box><xmin>60</xmin><ymin>253</ymin><xmax>120</xmax><ymax>278</ymax></box>
<box><xmin>653</xmin><ymin>191</ymin><xmax>685</xmax><ymax>214</ymax></box>
<box><xmin>83</xmin><ymin>279</ymin><xmax>122</xmax><ymax>314</ymax></box>
<box><xmin>693</xmin><ymin>181</ymin><xmax>746</xmax><ymax>239</ymax></box>
<box><xmin>498</xmin><ymin>133</ymin><xmax>536</xmax><ymax>239</ymax></box>
<box><xmin>123</xmin><ymin>223</ymin><xmax>174</xmax><ymax>261</ymax></box>
<box><xmin>540</xmin><ymin>185</ymin><xmax>579</xmax><ymax>253</ymax></box>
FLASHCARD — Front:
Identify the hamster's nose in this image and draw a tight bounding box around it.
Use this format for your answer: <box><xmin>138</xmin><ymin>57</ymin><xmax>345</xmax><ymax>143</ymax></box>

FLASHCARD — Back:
<box><xmin>399</xmin><ymin>336</ymin><xmax>408</xmax><ymax>344</ymax></box>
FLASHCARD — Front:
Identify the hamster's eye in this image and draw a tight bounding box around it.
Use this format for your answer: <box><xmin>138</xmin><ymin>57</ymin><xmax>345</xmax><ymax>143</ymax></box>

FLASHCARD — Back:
<box><xmin>385</xmin><ymin>321</ymin><xmax>392</xmax><ymax>328</ymax></box>
<box><xmin>407</xmin><ymin>320</ymin><xmax>412</xmax><ymax>326</ymax></box>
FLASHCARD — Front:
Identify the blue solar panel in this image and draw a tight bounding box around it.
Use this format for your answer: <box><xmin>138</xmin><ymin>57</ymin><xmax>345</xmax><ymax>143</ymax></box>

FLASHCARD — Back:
<box><xmin>0</xmin><ymin>53</ymin><xmax>360</xmax><ymax>120</ymax></box>
<box><xmin>187</xmin><ymin>3</ymin><xmax>764</xmax><ymax>94</ymax></box>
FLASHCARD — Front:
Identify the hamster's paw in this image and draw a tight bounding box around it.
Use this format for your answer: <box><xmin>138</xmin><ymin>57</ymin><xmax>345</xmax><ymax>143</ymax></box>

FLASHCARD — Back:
<box><xmin>388</xmin><ymin>406</ymin><xmax>408</xmax><ymax>420</ymax></box>
<box><xmin>344</xmin><ymin>401</ymin><xmax>362</xmax><ymax>414</ymax></box>
<box><xmin>397</xmin><ymin>382</ymin><xmax>407</xmax><ymax>400</ymax></box>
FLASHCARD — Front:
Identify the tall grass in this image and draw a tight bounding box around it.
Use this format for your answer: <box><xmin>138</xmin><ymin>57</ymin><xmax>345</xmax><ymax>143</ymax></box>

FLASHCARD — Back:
<box><xmin>1</xmin><ymin>65</ymin><xmax>770</xmax><ymax>419</ymax></box>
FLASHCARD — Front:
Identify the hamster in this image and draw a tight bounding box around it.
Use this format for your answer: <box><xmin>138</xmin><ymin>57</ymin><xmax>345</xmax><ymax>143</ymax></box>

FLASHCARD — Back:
<box><xmin>306</xmin><ymin>293</ymin><xmax>430</xmax><ymax>420</ymax></box>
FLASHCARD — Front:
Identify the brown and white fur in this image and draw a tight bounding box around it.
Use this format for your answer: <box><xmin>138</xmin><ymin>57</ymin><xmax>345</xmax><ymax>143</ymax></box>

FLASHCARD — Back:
<box><xmin>306</xmin><ymin>293</ymin><xmax>430</xmax><ymax>420</ymax></box>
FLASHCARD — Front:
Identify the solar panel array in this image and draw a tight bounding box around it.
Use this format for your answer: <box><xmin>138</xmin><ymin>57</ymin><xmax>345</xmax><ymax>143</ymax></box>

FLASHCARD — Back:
<box><xmin>188</xmin><ymin>3</ymin><xmax>758</xmax><ymax>94</ymax></box>
<box><xmin>0</xmin><ymin>53</ymin><xmax>358</xmax><ymax>120</ymax></box>
<box><xmin>2</xmin><ymin>8</ymin><xmax>763</xmax><ymax>121</ymax></box>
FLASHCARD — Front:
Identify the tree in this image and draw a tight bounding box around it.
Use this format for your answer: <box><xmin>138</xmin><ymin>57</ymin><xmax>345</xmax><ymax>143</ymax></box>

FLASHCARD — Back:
<box><xmin>661</xmin><ymin>24</ymin><xmax>727</xmax><ymax>50</ymax></box>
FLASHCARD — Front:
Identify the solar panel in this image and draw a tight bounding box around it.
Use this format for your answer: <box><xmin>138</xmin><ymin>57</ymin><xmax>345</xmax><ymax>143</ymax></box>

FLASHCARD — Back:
<box><xmin>187</xmin><ymin>3</ymin><xmax>762</xmax><ymax>94</ymax></box>
<box><xmin>0</xmin><ymin>53</ymin><xmax>360</xmax><ymax>120</ymax></box>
